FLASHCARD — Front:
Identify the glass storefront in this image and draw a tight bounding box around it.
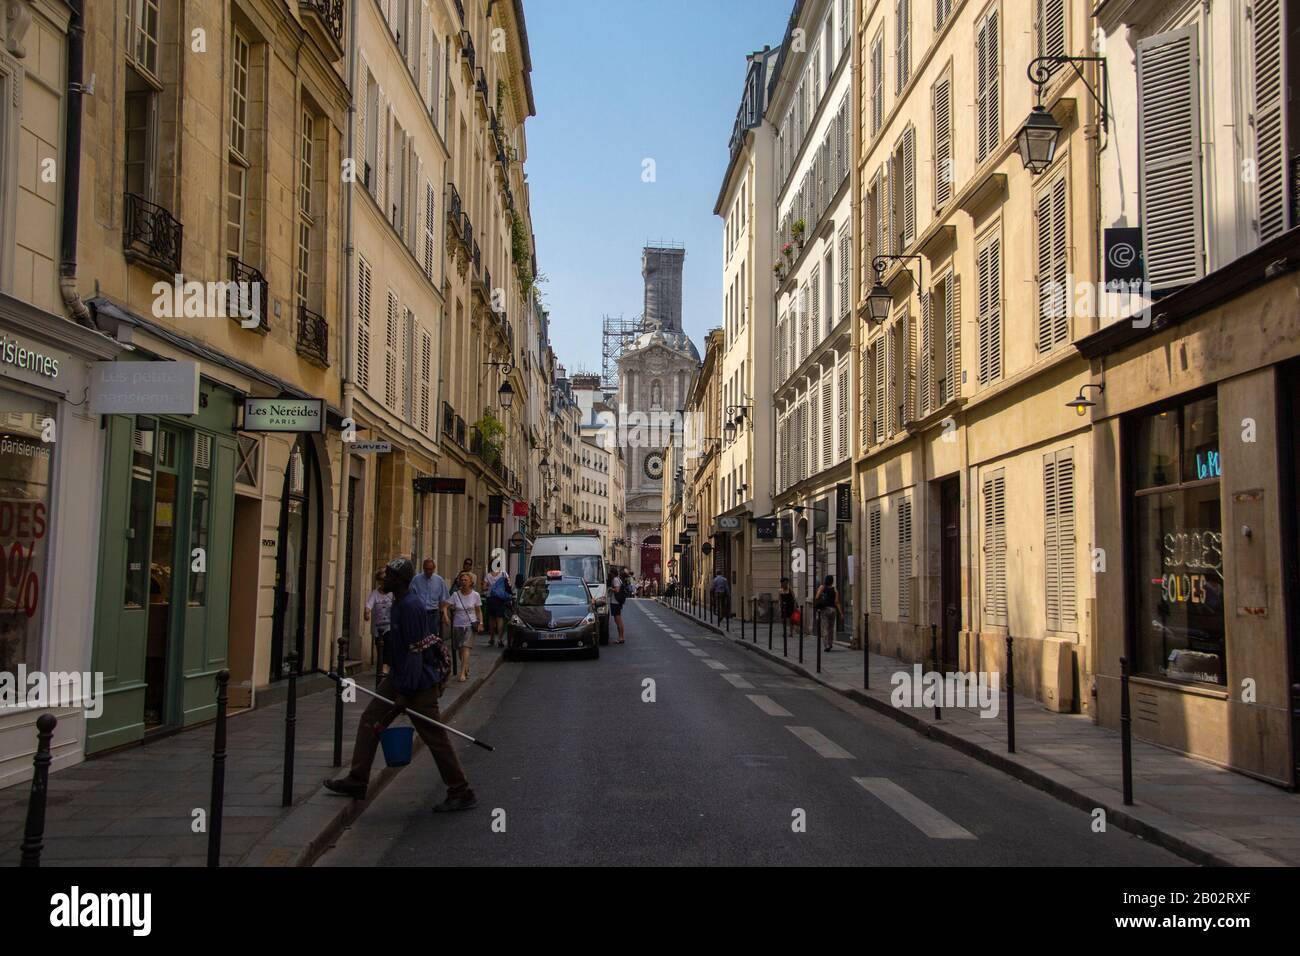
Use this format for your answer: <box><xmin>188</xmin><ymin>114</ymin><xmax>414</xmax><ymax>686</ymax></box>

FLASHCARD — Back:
<box><xmin>0</xmin><ymin>388</ymin><xmax>55</xmax><ymax>673</ymax></box>
<box><xmin>1130</xmin><ymin>395</ymin><xmax>1224</xmax><ymax>685</ymax></box>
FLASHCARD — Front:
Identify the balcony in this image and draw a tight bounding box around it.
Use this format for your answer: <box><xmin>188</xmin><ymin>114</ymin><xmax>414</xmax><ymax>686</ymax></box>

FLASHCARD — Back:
<box><xmin>476</xmin><ymin>68</ymin><xmax>490</xmax><ymax>113</ymax></box>
<box><xmin>454</xmin><ymin>0</ymin><xmax>465</xmax><ymax>24</ymax></box>
<box><xmin>227</xmin><ymin>256</ymin><xmax>268</xmax><ymax>332</ymax></box>
<box><xmin>123</xmin><ymin>192</ymin><xmax>183</xmax><ymax>276</ymax></box>
<box><xmin>455</xmin><ymin>415</ymin><xmax>467</xmax><ymax>448</ymax></box>
<box><xmin>299</xmin><ymin>0</ymin><xmax>344</xmax><ymax>61</ymax></box>
<box><xmin>459</xmin><ymin>29</ymin><xmax>475</xmax><ymax>72</ymax></box>
<box><xmin>295</xmin><ymin>303</ymin><xmax>329</xmax><ymax>367</ymax></box>
<box><xmin>441</xmin><ymin>401</ymin><xmax>455</xmax><ymax>439</ymax></box>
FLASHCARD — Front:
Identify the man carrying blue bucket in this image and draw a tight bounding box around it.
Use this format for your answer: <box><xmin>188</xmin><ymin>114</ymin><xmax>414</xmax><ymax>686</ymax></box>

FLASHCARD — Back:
<box><xmin>324</xmin><ymin>556</ymin><xmax>477</xmax><ymax>813</ymax></box>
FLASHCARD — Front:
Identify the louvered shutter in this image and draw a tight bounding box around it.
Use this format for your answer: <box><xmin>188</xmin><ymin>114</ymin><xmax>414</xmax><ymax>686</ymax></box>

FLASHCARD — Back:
<box><xmin>983</xmin><ymin>471</ymin><xmax>1007</xmax><ymax>624</ymax></box>
<box><xmin>872</xmin><ymin>34</ymin><xmax>884</xmax><ymax>135</ymax></box>
<box><xmin>403</xmin><ymin>309</ymin><xmax>415</xmax><ymax>420</ymax></box>
<box><xmin>902</xmin><ymin>126</ymin><xmax>916</xmax><ymax>247</ymax></box>
<box><xmin>821</xmin><ymin>374</ymin><xmax>833</xmax><ymax>467</ymax></box>
<box><xmin>901</xmin><ymin>310</ymin><xmax>915</xmax><ymax>425</ymax></box>
<box><xmin>1137</xmin><ymin>25</ymin><xmax>1203</xmax><ymax>290</ymax></box>
<box><xmin>1044</xmin><ymin>454</ymin><xmax>1060</xmax><ymax>630</ymax></box>
<box><xmin>885</xmin><ymin>320</ymin><xmax>897</xmax><ymax>434</ymax></box>
<box><xmin>419</xmin><ymin>328</ymin><xmax>432</xmax><ymax>433</ymax></box>
<box><xmin>385</xmin><ymin>291</ymin><xmax>398</xmax><ymax>408</ymax></box>
<box><xmin>1038</xmin><ymin>0</ymin><xmax>1066</xmax><ymax>63</ymax></box>
<box><xmin>837</xmin><ymin>359</ymin><xmax>849</xmax><ymax>460</ymax></box>
<box><xmin>375</xmin><ymin>93</ymin><xmax>388</xmax><ymax>211</ymax></box>
<box><xmin>898</xmin><ymin>497</ymin><xmax>912</xmax><ymax>620</ymax></box>
<box><xmin>977</xmin><ymin>238</ymin><xmax>1001</xmax><ymax>384</ymax></box>
<box><xmin>423</xmin><ymin>180</ymin><xmax>436</xmax><ymax>278</ymax></box>
<box><xmin>810</xmin><ymin>265</ymin><xmax>821</xmax><ymax>346</ymax></box>
<box><xmin>896</xmin><ymin>0</ymin><xmax>910</xmax><ymax>95</ymax></box>
<box><xmin>1057</xmin><ymin>448</ymin><xmax>1076</xmax><ymax>630</ymax></box>
<box><xmin>859</xmin><ymin>344</ymin><xmax>869</xmax><ymax>450</ymax></box>
<box><xmin>1036</xmin><ymin>174</ymin><xmax>1069</xmax><ymax>352</ymax></box>
<box><xmin>869</xmin><ymin>506</ymin><xmax>882</xmax><ymax>613</ymax></box>
<box><xmin>945</xmin><ymin>272</ymin><xmax>960</xmax><ymax>401</ymax></box>
<box><xmin>933</xmin><ymin>75</ymin><xmax>952</xmax><ymax>209</ymax></box>
<box><xmin>1251</xmin><ymin>0</ymin><xmax>1288</xmax><ymax>243</ymax></box>
<box><xmin>837</xmin><ymin>224</ymin><xmax>850</xmax><ymax>318</ymax></box>
<box><xmin>977</xmin><ymin>10</ymin><xmax>1000</xmax><ymax>163</ymax></box>
<box><xmin>887</xmin><ymin>155</ymin><xmax>897</xmax><ymax>254</ymax></box>
<box><xmin>355</xmin><ymin>60</ymin><xmax>369</xmax><ymax>174</ymax></box>
<box><xmin>919</xmin><ymin>291</ymin><xmax>933</xmax><ymax>416</ymax></box>
<box><xmin>356</xmin><ymin>257</ymin><xmax>372</xmax><ymax>391</ymax></box>
<box><xmin>874</xmin><ymin>336</ymin><xmax>886</xmax><ymax>443</ymax></box>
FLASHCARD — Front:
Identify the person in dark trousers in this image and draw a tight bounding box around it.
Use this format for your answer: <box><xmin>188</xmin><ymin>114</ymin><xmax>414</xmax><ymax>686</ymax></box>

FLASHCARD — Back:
<box><xmin>814</xmin><ymin>574</ymin><xmax>842</xmax><ymax>652</ymax></box>
<box><xmin>778</xmin><ymin>577</ymin><xmax>795</xmax><ymax>628</ymax></box>
<box><xmin>325</xmin><ymin>556</ymin><xmax>477</xmax><ymax>813</ymax></box>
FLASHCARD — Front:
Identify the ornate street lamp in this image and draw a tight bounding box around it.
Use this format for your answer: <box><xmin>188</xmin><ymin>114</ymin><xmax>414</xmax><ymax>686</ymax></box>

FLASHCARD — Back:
<box><xmin>1016</xmin><ymin>55</ymin><xmax>1109</xmax><ymax>175</ymax></box>
<box><xmin>1066</xmin><ymin>383</ymin><xmax>1105</xmax><ymax>416</ymax></box>
<box><xmin>868</xmin><ymin>254</ymin><xmax>924</xmax><ymax>326</ymax></box>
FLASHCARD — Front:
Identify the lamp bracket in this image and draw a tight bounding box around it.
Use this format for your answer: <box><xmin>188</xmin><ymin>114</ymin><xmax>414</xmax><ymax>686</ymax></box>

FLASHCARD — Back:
<box><xmin>1027</xmin><ymin>55</ymin><xmax>1108</xmax><ymax>133</ymax></box>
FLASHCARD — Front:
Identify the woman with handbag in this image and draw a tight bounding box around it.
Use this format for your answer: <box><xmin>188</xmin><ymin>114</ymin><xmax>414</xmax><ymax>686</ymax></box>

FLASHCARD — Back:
<box><xmin>814</xmin><ymin>575</ymin><xmax>842</xmax><ymax>652</ymax></box>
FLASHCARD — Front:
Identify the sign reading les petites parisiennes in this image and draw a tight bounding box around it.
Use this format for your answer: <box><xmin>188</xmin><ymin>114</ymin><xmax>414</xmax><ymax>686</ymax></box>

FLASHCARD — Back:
<box><xmin>243</xmin><ymin>397</ymin><xmax>325</xmax><ymax>433</ymax></box>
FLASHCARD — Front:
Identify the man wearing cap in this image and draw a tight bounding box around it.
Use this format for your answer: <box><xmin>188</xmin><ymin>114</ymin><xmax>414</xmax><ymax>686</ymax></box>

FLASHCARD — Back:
<box><xmin>325</xmin><ymin>556</ymin><xmax>477</xmax><ymax>812</ymax></box>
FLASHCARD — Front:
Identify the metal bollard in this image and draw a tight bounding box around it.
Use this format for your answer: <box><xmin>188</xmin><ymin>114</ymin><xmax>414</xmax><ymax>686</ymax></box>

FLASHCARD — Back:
<box><xmin>333</xmin><ymin>638</ymin><xmax>346</xmax><ymax>768</ymax></box>
<box><xmin>208</xmin><ymin>670</ymin><xmax>230</xmax><ymax>867</ymax></box>
<box><xmin>863</xmin><ymin>612</ymin><xmax>869</xmax><ymax>689</ymax></box>
<box><xmin>782</xmin><ymin>610</ymin><xmax>788</xmax><ymax>657</ymax></box>
<box><xmin>375</xmin><ymin>636</ymin><xmax>385</xmax><ymax>690</ymax></box>
<box><xmin>1005</xmin><ymin>634</ymin><xmax>1016</xmax><ymax>753</ymax></box>
<box><xmin>816</xmin><ymin>609</ymin><xmax>822</xmax><ymax>674</ymax></box>
<box><xmin>1120</xmin><ymin>656</ymin><xmax>1134</xmax><ymax>805</ymax></box>
<box><xmin>768</xmin><ymin>600</ymin><xmax>773</xmax><ymax>650</ymax></box>
<box><xmin>282</xmin><ymin>651</ymin><xmax>298</xmax><ymax>808</ymax></box>
<box><xmin>931</xmin><ymin>624</ymin><xmax>941</xmax><ymax>720</ymax></box>
<box><xmin>19</xmin><ymin>713</ymin><xmax>57</xmax><ymax>867</ymax></box>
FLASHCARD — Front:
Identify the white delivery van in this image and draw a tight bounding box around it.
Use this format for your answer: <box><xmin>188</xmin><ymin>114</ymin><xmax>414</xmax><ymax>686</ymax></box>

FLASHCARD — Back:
<box><xmin>527</xmin><ymin>533</ymin><xmax>609</xmax><ymax>644</ymax></box>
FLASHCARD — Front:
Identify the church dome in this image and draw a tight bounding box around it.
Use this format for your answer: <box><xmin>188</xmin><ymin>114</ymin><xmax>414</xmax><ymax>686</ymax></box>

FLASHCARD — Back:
<box><xmin>624</xmin><ymin>326</ymin><xmax>700</xmax><ymax>362</ymax></box>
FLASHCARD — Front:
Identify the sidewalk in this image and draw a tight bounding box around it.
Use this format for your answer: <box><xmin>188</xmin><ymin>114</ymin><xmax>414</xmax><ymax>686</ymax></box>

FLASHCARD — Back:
<box><xmin>0</xmin><ymin>650</ymin><xmax>505</xmax><ymax>867</ymax></box>
<box><xmin>656</xmin><ymin>598</ymin><xmax>1300</xmax><ymax>867</ymax></box>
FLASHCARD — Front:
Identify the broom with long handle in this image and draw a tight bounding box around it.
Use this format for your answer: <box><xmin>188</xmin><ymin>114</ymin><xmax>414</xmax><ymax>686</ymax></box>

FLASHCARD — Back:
<box><xmin>323</xmin><ymin>671</ymin><xmax>496</xmax><ymax>751</ymax></box>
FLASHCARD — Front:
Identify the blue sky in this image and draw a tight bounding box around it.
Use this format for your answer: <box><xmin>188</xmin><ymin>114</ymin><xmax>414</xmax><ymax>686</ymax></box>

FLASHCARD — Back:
<box><xmin>523</xmin><ymin>0</ymin><xmax>793</xmax><ymax>375</ymax></box>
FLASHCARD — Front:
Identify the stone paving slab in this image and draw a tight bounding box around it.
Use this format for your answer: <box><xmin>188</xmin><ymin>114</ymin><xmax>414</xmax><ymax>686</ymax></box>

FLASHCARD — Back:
<box><xmin>1</xmin><ymin>647</ymin><xmax>507</xmax><ymax>867</ymax></box>
<box><xmin>657</xmin><ymin>597</ymin><xmax>1300</xmax><ymax>867</ymax></box>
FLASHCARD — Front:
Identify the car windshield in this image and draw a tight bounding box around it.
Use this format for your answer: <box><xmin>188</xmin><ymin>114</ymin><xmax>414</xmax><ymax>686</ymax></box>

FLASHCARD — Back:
<box><xmin>520</xmin><ymin>580</ymin><xmax>589</xmax><ymax>606</ymax></box>
<box><xmin>529</xmin><ymin>554</ymin><xmax>604</xmax><ymax>584</ymax></box>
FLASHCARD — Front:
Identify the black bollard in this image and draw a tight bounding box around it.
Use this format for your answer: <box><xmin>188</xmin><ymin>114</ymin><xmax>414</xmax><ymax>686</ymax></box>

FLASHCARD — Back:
<box><xmin>816</xmin><ymin>609</ymin><xmax>822</xmax><ymax>674</ymax></box>
<box><xmin>208</xmin><ymin>670</ymin><xmax>230</xmax><ymax>867</ymax></box>
<box><xmin>19</xmin><ymin>713</ymin><xmax>57</xmax><ymax>867</ymax></box>
<box><xmin>282</xmin><ymin>651</ymin><xmax>298</xmax><ymax>808</ymax></box>
<box><xmin>767</xmin><ymin>599</ymin><xmax>773</xmax><ymax>650</ymax></box>
<box><xmin>1120</xmin><ymin>656</ymin><xmax>1134</xmax><ymax>805</ymax></box>
<box><xmin>334</xmin><ymin>638</ymin><xmax>347</xmax><ymax>767</ymax></box>
<box><xmin>782</xmin><ymin>610</ymin><xmax>788</xmax><ymax>657</ymax></box>
<box><xmin>1005</xmin><ymin>634</ymin><xmax>1016</xmax><ymax>753</ymax></box>
<box><xmin>375</xmin><ymin>635</ymin><xmax>384</xmax><ymax>690</ymax></box>
<box><xmin>931</xmin><ymin>623</ymin><xmax>941</xmax><ymax>720</ymax></box>
<box><xmin>863</xmin><ymin>612</ymin><xmax>870</xmax><ymax>689</ymax></box>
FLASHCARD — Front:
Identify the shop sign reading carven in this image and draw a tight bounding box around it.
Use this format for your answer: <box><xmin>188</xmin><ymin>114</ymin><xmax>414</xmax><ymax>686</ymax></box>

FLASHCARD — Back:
<box><xmin>243</xmin><ymin>398</ymin><xmax>326</xmax><ymax>433</ymax></box>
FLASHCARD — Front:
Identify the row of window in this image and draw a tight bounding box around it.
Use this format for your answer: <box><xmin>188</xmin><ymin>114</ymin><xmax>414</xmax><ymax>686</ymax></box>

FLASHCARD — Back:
<box><xmin>776</xmin><ymin>93</ymin><xmax>852</xmax><ymax>258</ymax></box>
<box><xmin>775</xmin><ymin>355</ymin><xmax>851</xmax><ymax>493</ymax></box>
<box><xmin>356</xmin><ymin>256</ymin><xmax>434</xmax><ymax>435</ymax></box>
<box><xmin>775</xmin><ymin>0</ymin><xmax>852</xmax><ymax>193</ymax></box>
<box><xmin>775</xmin><ymin>223</ymin><xmax>852</xmax><ymax>387</ymax></box>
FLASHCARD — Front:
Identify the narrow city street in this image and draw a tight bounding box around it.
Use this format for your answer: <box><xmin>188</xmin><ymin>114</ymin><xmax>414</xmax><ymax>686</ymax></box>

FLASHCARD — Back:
<box><xmin>318</xmin><ymin>600</ymin><xmax>1183</xmax><ymax>866</ymax></box>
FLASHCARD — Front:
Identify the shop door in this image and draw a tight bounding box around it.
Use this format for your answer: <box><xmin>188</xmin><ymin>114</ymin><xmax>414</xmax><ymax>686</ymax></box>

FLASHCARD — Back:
<box><xmin>143</xmin><ymin>425</ymin><xmax>183</xmax><ymax>729</ymax></box>
<box><xmin>940</xmin><ymin>477</ymin><xmax>961</xmax><ymax>672</ymax></box>
<box><xmin>271</xmin><ymin>438</ymin><xmax>321</xmax><ymax>679</ymax></box>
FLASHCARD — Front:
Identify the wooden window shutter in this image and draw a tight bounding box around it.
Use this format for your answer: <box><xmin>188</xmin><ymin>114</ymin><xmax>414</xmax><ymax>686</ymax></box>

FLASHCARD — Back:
<box><xmin>869</xmin><ymin>506</ymin><xmax>883</xmax><ymax>613</ymax></box>
<box><xmin>1250</xmin><ymin>0</ymin><xmax>1288</xmax><ymax>244</ymax></box>
<box><xmin>419</xmin><ymin>328</ymin><xmax>432</xmax><ymax>434</ymax></box>
<box><xmin>901</xmin><ymin>309</ymin><xmax>915</xmax><ymax>425</ymax></box>
<box><xmin>983</xmin><ymin>471</ymin><xmax>1007</xmax><ymax>624</ymax></box>
<box><xmin>837</xmin><ymin>359</ymin><xmax>849</xmax><ymax>460</ymax></box>
<box><xmin>902</xmin><ymin>126</ymin><xmax>917</xmax><ymax>246</ymax></box>
<box><xmin>944</xmin><ymin>272</ymin><xmax>960</xmax><ymax>401</ymax></box>
<box><xmin>1035</xmin><ymin>173</ymin><xmax>1069</xmax><ymax>353</ymax></box>
<box><xmin>977</xmin><ymin>237</ymin><xmax>1001</xmax><ymax>383</ymax></box>
<box><xmin>1038</xmin><ymin>0</ymin><xmax>1066</xmax><ymax>63</ymax></box>
<box><xmin>933</xmin><ymin>75</ymin><xmax>952</xmax><ymax>209</ymax></box>
<box><xmin>874</xmin><ymin>336</ymin><xmax>887</xmax><ymax>443</ymax></box>
<box><xmin>885</xmin><ymin>320</ymin><xmax>897</xmax><ymax>436</ymax></box>
<box><xmin>838</xmin><ymin>223</ymin><xmax>851</xmax><ymax>319</ymax></box>
<box><xmin>1043</xmin><ymin>453</ymin><xmax>1060</xmax><ymax>630</ymax></box>
<box><xmin>1137</xmin><ymin>24</ymin><xmax>1203</xmax><ymax>290</ymax></box>
<box><xmin>920</xmin><ymin>291</ymin><xmax>933</xmax><ymax>416</ymax></box>
<box><xmin>898</xmin><ymin>496</ymin><xmax>912</xmax><ymax>620</ymax></box>
<box><xmin>356</xmin><ymin>257</ymin><xmax>372</xmax><ymax>391</ymax></box>
<box><xmin>384</xmin><ymin>290</ymin><xmax>399</xmax><ymax>408</ymax></box>
<box><xmin>977</xmin><ymin>9</ymin><xmax>1000</xmax><ymax>163</ymax></box>
<box><xmin>821</xmin><ymin>373</ymin><xmax>833</xmax><ymax>466</ymax></box>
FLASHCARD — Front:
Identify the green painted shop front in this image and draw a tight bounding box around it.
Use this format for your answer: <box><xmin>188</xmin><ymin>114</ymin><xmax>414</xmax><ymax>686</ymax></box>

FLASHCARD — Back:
<box><xmin>88</xmin><ymin>380</ymin><xmax>238</xmax><ymax>754</ymax></box>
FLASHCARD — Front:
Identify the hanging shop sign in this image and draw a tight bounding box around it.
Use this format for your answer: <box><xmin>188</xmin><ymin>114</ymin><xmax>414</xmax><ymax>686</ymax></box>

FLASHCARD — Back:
<box><xmin>716</xmin><ymin>515</ymin><xmax>742</xmax><ymax>533</ymax></box>
<box><xmin>836</xmin><ymin>483</ymin><xmax>852</xmax><ymax>523</ymax></box>
<box><xmin>755</xmin><ymin>516</ymin><xmax>777</xmax><ymax>540</ymax></box>
<box><xmin>488</xmin><ymin>495</ymin><xmax>504</xmax><ymax>524</ymax></box>
<box><xmin>242</xmin><ymin>397</ymin><xmax>325</xmax><ymax>433</ymax></box>
<box><xmin>512</xmin><ymin>500</ymin><xmax>529</xmax><ymax>517</ymax></box>
<box><xmin>413</xmin><ymin>476</ymin><xmax>466</xmax><ymax>495</ymax></box>
<box><xmin>89</xmin><ymin>360</ymin><xmax>200</xmax><ymax>415</ymax></box>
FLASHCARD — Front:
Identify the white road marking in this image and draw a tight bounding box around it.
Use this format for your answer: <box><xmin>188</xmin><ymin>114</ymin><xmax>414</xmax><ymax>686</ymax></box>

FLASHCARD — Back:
<box><xmin>687</xmin><ymin>648</ymin><xmax>709</xmax><ymax>657</ymax></box>
<box><xmin>852</xmin><ymin>777</ymin><xmax>977</xmax><ymax>840</ymax></box>
<box><xmin>745</xmin><ymin>694</ymin><xmax>793</xmax><ymax>717</ymax></box>
<box><xmin>720</xmin><ymin>673</ymin><xmax>755</xmax><ymax>689</ymax></box>
<box><xmin>785</xmin><ymin>726</ymin><xmax>854</xmax><ymax>759</ymax></box>
<box><xmin>678</xmin><ymin>640</ymin><xmax>696</xmax><ymax>647</ymax></box>
<box><xmin>703</xmin><ymin>660</ymin><xmax>728</xmax><ymax>670</ymax></box>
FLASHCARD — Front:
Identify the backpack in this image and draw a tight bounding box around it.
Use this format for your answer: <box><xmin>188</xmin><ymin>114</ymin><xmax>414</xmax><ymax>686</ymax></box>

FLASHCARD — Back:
<box><xmin>393</xmin><ymin>631</ymin><xmax>451</xmax><ymax>695</ymax></box>
<box><xmin>490</xmin><ymin>574</ymin><xmax>510</xmax><ymax>600</ymax></box>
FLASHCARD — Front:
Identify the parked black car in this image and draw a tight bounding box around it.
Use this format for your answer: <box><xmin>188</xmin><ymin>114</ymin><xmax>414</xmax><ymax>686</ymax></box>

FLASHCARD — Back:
<box><xmin>505</xmin><ymin>572</ymin><xmax>600</xmax><ymax>659</ymax></box>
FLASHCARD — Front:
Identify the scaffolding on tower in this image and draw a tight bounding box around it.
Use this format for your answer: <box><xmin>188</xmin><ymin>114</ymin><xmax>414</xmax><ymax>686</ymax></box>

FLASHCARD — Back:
<box><xmin>600</xmin><ymin>313</ymin><xmax>646</xmax><ymax>392</ymax></box>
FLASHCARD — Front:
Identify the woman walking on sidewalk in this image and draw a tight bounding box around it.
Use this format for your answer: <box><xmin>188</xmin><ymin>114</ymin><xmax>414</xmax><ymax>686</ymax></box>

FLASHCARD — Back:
<box><xmin>814</xmin><ymin>575</ymin><xmax>842</xmax><ymax>652</ymax></box>
<box><xmin>449</xmin><ymin>572</ymin><xmax>483</xmax><ymax>681</ymax></box>
<box><xmin>609</xmin><ymin>569</ymin><xmax>626</xmax><ymax>643</ymax></box>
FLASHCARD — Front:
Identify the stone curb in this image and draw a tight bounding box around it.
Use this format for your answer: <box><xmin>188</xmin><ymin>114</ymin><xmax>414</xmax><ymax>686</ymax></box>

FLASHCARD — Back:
<box><xmin>239</xmin><ymin>651</ymin><xmax>508</xmax><ymax>867</ymax></box>
<box><xmin>654</xmin><ymin>599</ymin><xmax>1280</xmax><ymax>868</ymax></box>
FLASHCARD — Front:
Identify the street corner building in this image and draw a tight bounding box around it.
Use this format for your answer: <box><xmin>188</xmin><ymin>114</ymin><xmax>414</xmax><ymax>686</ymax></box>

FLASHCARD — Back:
<box><xmin>66</xmin><ymin>0</ymin><xmax>356</xmax><ymax>751</ymax></box>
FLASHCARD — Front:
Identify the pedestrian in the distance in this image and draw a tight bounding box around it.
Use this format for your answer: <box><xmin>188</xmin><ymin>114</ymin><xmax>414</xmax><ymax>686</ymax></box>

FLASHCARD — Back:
<box><xmin>364</xmin><ymin>570</ymin><xmax>392</xmax><ymax>668</ymax></box>
<box><xmin>460</xmin><ymin>557</ymin><xmax>478</xmax><ymax>590</ymax></box>
<box><xmin>815</xmin><ymin>574</ymin><xmax>842</xmax><ymax>652</ymax></box>
<box><xmin>325</xmin><ymin>556</ymin><xmax>477</xmax><ymax>813</ymax></box>
<box><xmin>412</xmin><ymin>558</ymin><xmax>451</xmax><ymax>637</ymax></box>
<box><xmin>483</xmin><ymin>564</ymin><xmax>510</xmax><ymax>647</ymax></box>
<box><xmin>449</xmin><ymin>571</ymin><xmax>483</xmax><ymax>681</ymax></box>
<box><xmin>778</xmin><ymin>577</ymin><xmax>795</xmax><ymax>631</ymax></box>
<box><xmin>711</xmin><ymin>570</ymin><xmax>731</xmax><ymax>621</ymax></box>
<box><xmin>609</xmin><ymin>569</ymin><xmax>626</xmax><ymax>643</ymax></box>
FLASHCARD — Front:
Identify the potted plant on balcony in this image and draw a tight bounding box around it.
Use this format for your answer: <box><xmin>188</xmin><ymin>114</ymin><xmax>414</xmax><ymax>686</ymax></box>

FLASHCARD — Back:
<box><xmin>780</xmin><ymin>240</ymin><xmax>795</xmax><ymax>262</ymax></box>
<box><xmin>773</xmin><ymin>262</ymin><xmax>786</xmax><ymax>282</ymax></box>
<box><xmin>474</xmin><ymin>409</ymin><xmax>506</xmax><ymax>466</ymax></box>
<box><xmin>791</xmin><ymin>218</ymin><xmax>807</xmax><ymax>249</ymax></box>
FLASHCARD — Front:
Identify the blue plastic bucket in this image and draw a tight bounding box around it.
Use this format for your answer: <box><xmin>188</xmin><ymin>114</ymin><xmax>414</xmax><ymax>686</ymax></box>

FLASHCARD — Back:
<box><xmin>379</xmin><ymin>725</ymin><xmax>414</xmax><ymax>767</ymax></box>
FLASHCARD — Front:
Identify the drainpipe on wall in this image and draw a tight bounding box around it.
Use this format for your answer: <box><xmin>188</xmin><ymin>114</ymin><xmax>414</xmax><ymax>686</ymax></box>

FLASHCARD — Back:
<box><xmin>331</xmin><ymin>0</ymin><xmax>360</xmax><ymax>674</ymax></box>
<box><xmin>58</xmin><ymin>0</ymin><xmax>93</xmax><ymax>328</ymax></box>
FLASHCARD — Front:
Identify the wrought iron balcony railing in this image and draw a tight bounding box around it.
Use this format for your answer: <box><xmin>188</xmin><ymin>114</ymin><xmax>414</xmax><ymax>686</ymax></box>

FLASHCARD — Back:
<box><xmin>455</xmin><ymin>415</ymin><xmax>467</xmax><ymax>447</ymax></box>
<box><xmin>300</xmin><ymin>0</ymin><xmax>344</xmax><ymax>48</ymax></box>
<box><xmin>455</xmin><ymin>0</ymin><xmax>465</xmax><ymax>24</ymax></box>
<box><xmin>123</xmin><ymin>192</ymin><xmax>183</xmax><ymax>275</ymax></box>
<box><xmin>459</xmin><ymin>30</ymin><xmax>475</xmax><ymax>71</ymax></box>
<box><xmin>472</xmin><ymin>240</ymin><xmax>481</xmax><ymax>276</ymax></box>
<box><xmin>442</xmin><ymin>401</ymin><xmax>455</xmax><ymax>438</ymax></box>
<box><xmin>296</xmin><ymin>303</ymin><xmax>329</xmax><ymax>366</ymax></box>
<box><xmin>476</xmin><ymin>68</ymin><xmax>489</xmax><ymax>105</ymax></box>
<box><xmin>228</xmin><ymin>256</ymin><xmax>268</xmax><ymax>331</ymax></box>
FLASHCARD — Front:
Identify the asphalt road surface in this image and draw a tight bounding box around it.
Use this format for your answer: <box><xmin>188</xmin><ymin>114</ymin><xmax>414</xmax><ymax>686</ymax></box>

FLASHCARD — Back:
<box><xmin>317</xmin><ymin>599</ymin><xmax>1185</xmax><ymax>866</ymax></box>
